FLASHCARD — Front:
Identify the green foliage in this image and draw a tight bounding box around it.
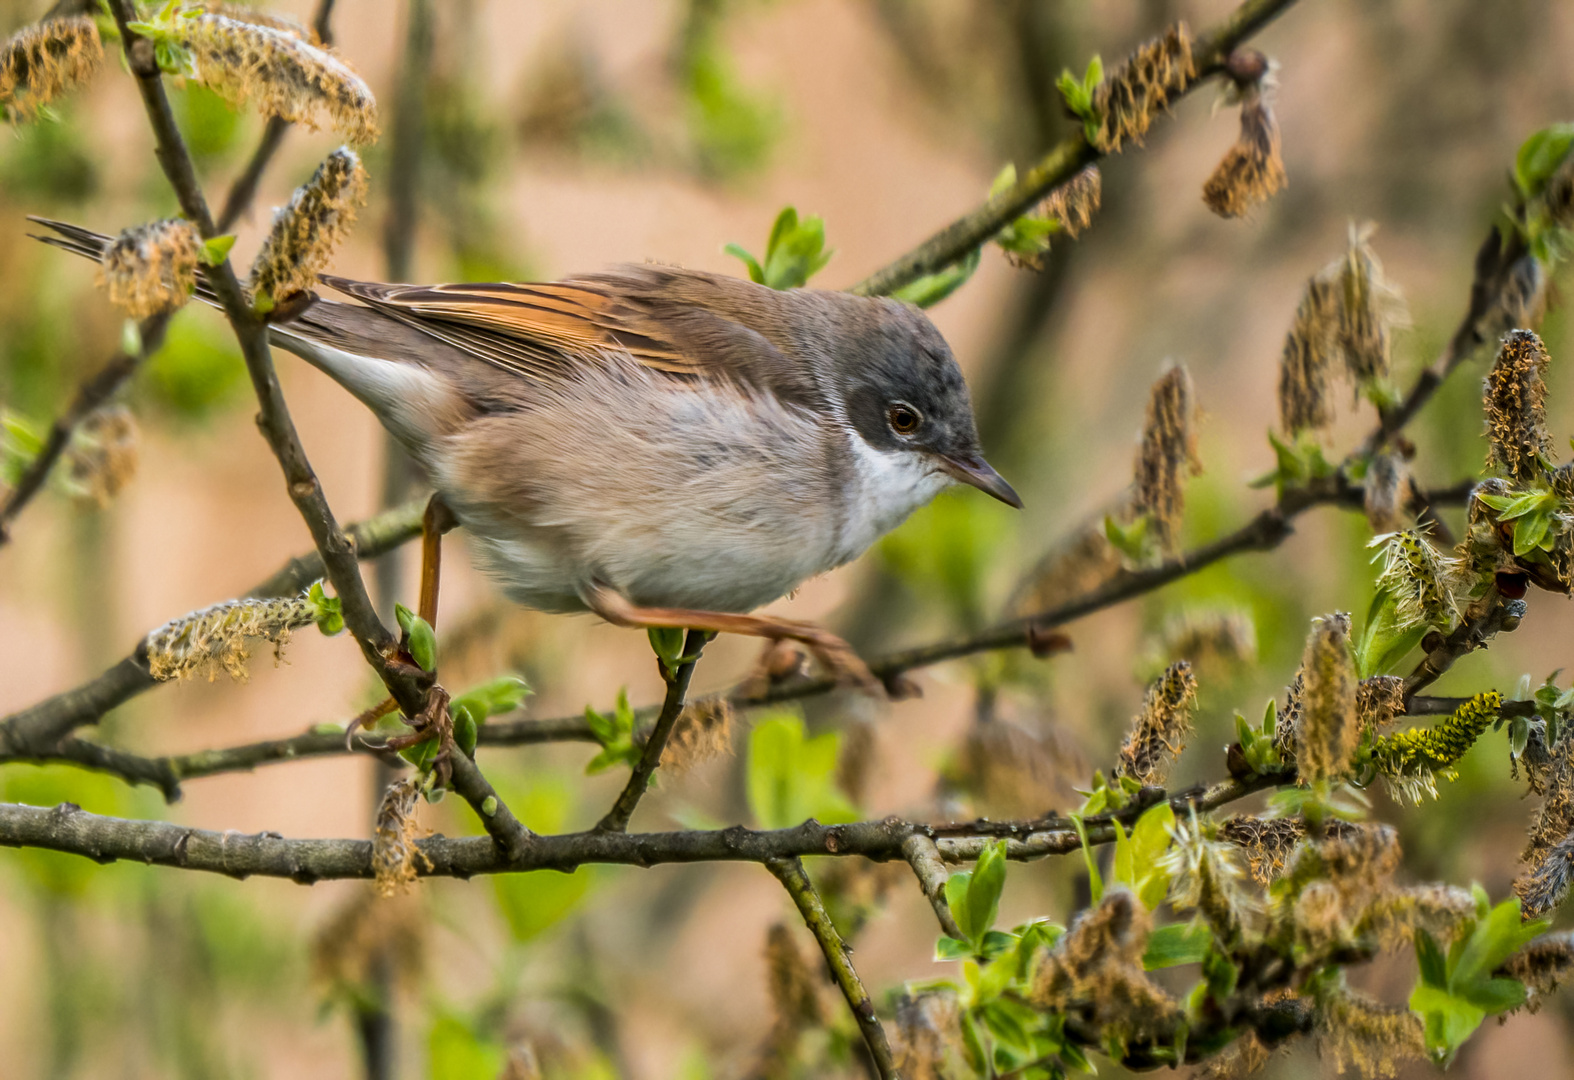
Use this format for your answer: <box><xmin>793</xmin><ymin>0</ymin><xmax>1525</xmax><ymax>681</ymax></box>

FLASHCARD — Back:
<box><xmin>1104</xmin><ymin>512</ymin><xmax>1156</xmax><ymax>565</ymax></box>
<box><xmin>936</xmin><ymin>840</ymin><xmax>1012</xmax><ymax>960</ymax></box>
<box><xmin>426</xmin><ymin>1012</ymin><xmax>506</xmax><ymax>1080</ymax></box>
<box><xmin>0</xmin><ymin>411</ymin><xmax>42</xmax><ymax>489</ymax></box>
<box><xmin>1111</xmin><ymin>803</ymin><xmax>1176</xmax><ymax>910</ymax></box>
<box><xmin>126</xmin><ymin>2</ymin><xmax>203</xmax><ymax>80</ymax></box>
<box><xmin>990</xmin><ymin>163</ymin><xmax>1064</xmax><ymax>259</ymax></box>
<box><xmin>490</xmin><ymin>778</ymin><xmax>597</xmax><ymax>942</ymax></box>
<box><xmin>1409</xmin><ymin>888</ymin><xmax>1547</xmax><ymax>1065</ymax></box>
<box><xmin>745</xmin><ymin>712</ymin><xmax>858</xmax><ymax>829</ymax></box>
<box><xmin>451</xmin><ymin>674</ymin><xmax>532</xmax><ymax>754</ymax></box>
<box><xmin>394</xmin><ymin>603</ymin><xmax>437</xmax><ymax>672</ymax></box>
<box><xmin>1143</xmin><ymin>921</ymin><xmax>1212</xmax><ymax>969</ymax></box>
<box><xmin>1249</xmin><ymin>430</ymin><xmax>1339</xmax><ymax>499</ymax></box>
<box><xmin>646</xmin><ymin>626</ymin><xmax>704</xmax><ymax>679</ymax></box>
<box><xmin>678</xmin><ymin>5</ymin><xmax>779</xmax><ymax>180</ymax></box>
<box><xmin>1056</xmin><ymin>55</ymin><xmax>1104</xmax><ymax>143</ymax></box>
<box><xmin>583</xmin><ymin>688</ymin><xmax>640</xmax><ymax>775</ymax></box>
<box><xmin>1477</xmin><ymin>488</ymin><xmax>1560</xmax><ymax>556</ymax></box>
<box><xmin>171</xmin><ymin>84</ymin><xmax>245</xmax><ymax>171</ymax></box>
<box><xmin>1233</xmin><ymin>699</ymin><xmax>1285</xmax><ymax>777</ymax></box>
<box><xmin>724</xmin><ymin>206</ymin><xmax>833</xmax><ymax>290</ymax></box>
<box><xmin>1</xmin><ymin>765</ymin><xmax>136</xmax><ymax>897</ymax></box>
<box><xmin>890</xmin><ymin>246</ymin><xmax>982</xmax><ymax>309</ymax></box>
<box><xmin>305</xmin><ymin>581</ymin><xmax>345</xmax><ymax>636</ymax></box>
<box><xmin>1514</xmin><ymin>124</ymin><xmax>1574</xmax><ymax>200</ymax></box>
<box><xmin>1353</xmin><ymin>588</ymin><xmax>1429</xmax><ymax>678</ymax></box>
<box><xmin>1529</xmin><ymin>672</ymin><xmax>1574</xmax><ymax>749</ymax></box>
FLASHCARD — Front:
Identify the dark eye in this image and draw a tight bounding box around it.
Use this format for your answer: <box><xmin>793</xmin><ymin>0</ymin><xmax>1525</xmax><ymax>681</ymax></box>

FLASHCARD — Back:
<box><xmin>887</xmin><ymin>403</ymin><xmax>921</xmax><ymax>435</ymax></box>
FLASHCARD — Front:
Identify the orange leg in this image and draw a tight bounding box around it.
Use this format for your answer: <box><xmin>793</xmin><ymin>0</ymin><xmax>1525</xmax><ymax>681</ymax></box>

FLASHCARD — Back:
<box><xmin>586</xmin><ymin>585</ymin><xmax>885</xmax><ymax>697</ymax></box>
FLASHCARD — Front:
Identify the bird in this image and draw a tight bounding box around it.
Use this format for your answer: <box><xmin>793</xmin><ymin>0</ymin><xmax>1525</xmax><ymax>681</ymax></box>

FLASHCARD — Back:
<box><xmin>32</xmin><ymin>218</ymin><xmax>1020</xmax><ymax>690</ymax></box>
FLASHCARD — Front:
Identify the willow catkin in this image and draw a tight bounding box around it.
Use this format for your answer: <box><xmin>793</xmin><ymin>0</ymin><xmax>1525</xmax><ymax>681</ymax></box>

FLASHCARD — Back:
<box><xmin>249</xmin><ymin>147</ymin><xmax>368</xmax><ymax>306</ymax></box>
<box><xmin>191</xmin><ymin>3</ymin><xmax>320</xmax><ymax>44</ymax></box>
<box><xmin>63</xmin><ymin>405</ymin><xmax>138</xmax><ymax>507</ymax></box>
<box><xmin>1334</xmin><ymin>226</ymin><xmax>1400</xmax><ymax>385</ymax></box>
<box><xmin>1484</xmin><ymin>329</ymin><xmax>1553</xmax><ymax>483</ymax></box>
<box><xmin>96</xmin><ymin>218</ymin><xmax>203</xmax><ymax>318</ymax></box>
<box><xmin>1115</xmin><ymin>660</ymin><xmax>1198</xmax><ymax>785</ymax></box>
<box><xmin>1370</xmin><ymin>528</ymin><xmax>1462</xmax><ymax>630</ymax></box>
<box><xmin>144</xmin><ymin>595</ymin><xmax>317</xmax><ymax>682</ymax></box>
<box><xmin>0</xmin><ymin>16</ymin><xmax>102</xmax><ymax>122</ymax></box>
<box><xmin>1092</xmin><ymin>23</ymin><xmax>1195</xmax><ymax>152</ymax></box>
<box><xmin>178</xmin><ymin>14</ymin><xmax>377</xmax><ymax>143</ymax></box>
<box><xmin>661</xmin><ymin>697</ymin><xmax>735</xmax><ymax>772</ymax></box>
<box><xmin>1203</xmin><ymin>86</ymin><xmax>1286</xmax><ymax>218</ymax></box>
<box><xmin>1363</xmin><ymin>451</ymin><xmax>1408</xmax><ymax>534</ymax></box>
<box><xmin>372</xmin><ymin>776</ymin><xmax>424</xmax><ymax>897</ymax></box>
<box><xmin>1295</xmin><ymin>613</ymin><xmax>1358</xmax><ymax>785</ymax></box>
<box><xmin>1315</xmin><ymin>988</ymin><xmax>1427</xmax><ymax>1080</ymax></box>
<box><xmin>1133</xmin><ymin>364</ymin><xmax>1201</xmax><ymax>554</ymax></box>
<box><xmin>1004</xmin><ymin>166</ymin><xmax>1102</xmax><ymax>271</ymax></box>
<box><xmin>1278</xmin><ymin>276</ymin><xmax>1339</xmax><ymax>435</ymax></box>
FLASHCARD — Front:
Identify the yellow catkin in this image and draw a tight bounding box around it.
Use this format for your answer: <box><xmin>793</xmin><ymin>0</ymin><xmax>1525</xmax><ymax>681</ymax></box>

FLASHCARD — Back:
<box><xmin>1295</xmin><ymin>613</ymin><xmax>1358</xmax><ymax>784</ymax></box>
<box><xmin>661</xmin><ymin>697</ymin><xmax>735</xmax><ymax>772</ymax></box>
<box><xmin>372</xmin><ymin>776</ymin><xmax>426</xmax><ymax>897</ymax></box>
<box><xmin>0</xmin><ymin>16</ymin><xmax>102</xmax><ymax>122</ymax></box>
<box><xmin>1116</xmin><ymin>660</ymin><xmax>1198</xmax><ymax>786</ymax></box>
<box><xmin>1315</xmin><ymin>989</ymin><xmax>1427</xmax><ymax>1079</ymax></box>
<box><xmin>1370</xmin><ymin>528</ymin><xmax>1462</xmax><ymax>630</ymax></box>
<box><xmin>144</xmin><ymin>595</ymin><xmax>316</xmax><ymax>682</ymax></box>
<box><xmin>249</xmin><ymin>147</ymin><xmax>368</xmax><ymax>305</ymax></box>
<box><xmin>95</xmin><ymin>218</ymin><xmax>203</xmax><ymax>318</ymax></box>
<box><xmin>1484</xmin><ymin>329</ymin><xmax>1553</xmax><ymax>483</ymax></box>
<box><xmin>63</xmin><ymin>405</ymin><xmax>139</xmax><ymax>507</ymax></box>
<box><xmin>1363</xmin><ymin>451</ymin><xmax>1408</xmax><ymax>533</ymax></box>
<box><xmin>192</xmin><ymin>3</ymin><xmax>320</xmax><ymax>44</ymax></box>
<box><xmin>1334</xmin><ymin>225</ymin><xmax>1402</xmax><ymax>385</ymax></box>
<box><xmin>1032</xmin><ymin>891</ymin><xmax>1179</xmax><ymax>1042</ymax></box>
<box><xmin>1203</xmin><ymin>89</ymin><xmax>1286</xmax><ymax>218</ymax></box>
<box><xmin>1092</xmin><ymin>24</ymin><xmax>1195</xmax><ymax>152</ymax></box>
<box><xmin>1278</xmin><ymin>276</ymin><xmax>1339</xmax><ymax>435</ymax></box>
<box><xmin>1133</xmin><ymin>364</ymin><xmax>1202</xmax><ymax>554</ymax></box>
<box><xmin>179</xmin><ymin>14</ymin><xmax>377</xmax><ymax>143</ymax></box>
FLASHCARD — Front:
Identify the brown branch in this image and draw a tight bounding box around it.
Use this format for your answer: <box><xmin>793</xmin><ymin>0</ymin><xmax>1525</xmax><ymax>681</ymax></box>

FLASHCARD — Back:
<box><xmin>767</xmin><ymin>856</ymin><xmax>899</xmax><ymax>1080</ymax></box>
<box><xmin>596</xmin><ymin>631</ymin><xmax>708</xmax><ymax>832</ymax></box>
<box><xmin>1403</xmin><ymin>590</ymin><xmax>1523</xmax><ymax>702</ymax></box>
<box><xmin>107</xmin><ymin>0</ymin><xmax>424</xmax><ymax>716</ymax></box>
<box><xmin>848</xmin><ymin>0</ymin><xmax>1303</xmax><ymax>297</ymax></box>
<box><xmin>901</xmin><ymin>833</ymin><xmax>963</xmax><ymax>939</ymax></box>
<box><xmin>0</xmin><ymin>771</ymin><xmax>1277</xmax><ymax>883</ymax></box>
<box><xmin>447</xmin><ymin>751</ymin><xmax>531</xmax><ymax>864</ymax></box>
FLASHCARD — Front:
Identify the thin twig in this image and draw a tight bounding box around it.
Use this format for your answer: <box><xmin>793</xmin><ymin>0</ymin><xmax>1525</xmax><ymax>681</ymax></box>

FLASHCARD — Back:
<box><xmin>447</xmin><ymin>751</ymin><xmax>532</xmax><ymax>863</ymax></box>
<box><xmin>1403</xmin><ymin>591</ymin><xmax>1519</xmax><ymax>702</ymax></box>
<box><xmin>767</xmin><ymin>856</ymin><xmax>900</xmax><ymax>1080</ymax></box>
<box><xmin>596</xmin><ymin>631</ymin><xmax>708</xmax><ymax>832</ymax></box>
<box><xmin>849</xmin><ymin>0</ymin><xmax>1303</xmax><ymax>297</ymax></box>
<box><xmin>107</xmin><ymin>0</ymin><xmax>426</xmax><ymax>716</ymax></box>
<box><xmin>901</xmin><ymin>833</ymin><xmax>963</xmax><ymax>939</ymax></box>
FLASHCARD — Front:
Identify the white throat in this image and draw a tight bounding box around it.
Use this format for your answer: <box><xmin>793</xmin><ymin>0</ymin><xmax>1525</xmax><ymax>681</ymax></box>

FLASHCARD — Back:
<box><xmin>836</xmin><ymin>435</ymin><xmax>951</xmax><ymax>562</ymax></box>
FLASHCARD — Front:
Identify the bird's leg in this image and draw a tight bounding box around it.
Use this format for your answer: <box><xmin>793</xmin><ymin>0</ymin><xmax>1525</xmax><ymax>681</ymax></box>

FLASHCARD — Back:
<box><xmin>586</xmin><ymin>585</ymin><xmax>886</xmax><ymax>697</ymax></box>
<box><xmin>346</xmin><ymin>493</ymin><xmax>455</xmax><ymax>748</ymax></box>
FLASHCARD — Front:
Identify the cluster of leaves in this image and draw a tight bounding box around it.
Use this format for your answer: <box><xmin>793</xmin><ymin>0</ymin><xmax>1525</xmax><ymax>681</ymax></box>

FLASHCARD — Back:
<box><xmin>1056</xmin><ymin>56</ymin><xmax>1105</xmax><ymax>145</ymax></box>
<box><xmin>725</xmin><ymin>206</ymin><xmax>833</xmax><ymax>291</ymax></box>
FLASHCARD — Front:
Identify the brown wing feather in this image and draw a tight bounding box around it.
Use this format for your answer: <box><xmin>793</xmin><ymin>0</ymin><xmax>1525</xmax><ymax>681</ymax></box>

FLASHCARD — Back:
<box><xmin>317</xmin><ymin>274</ymin><xmax>700</xmax><ymax>379</ymax></box>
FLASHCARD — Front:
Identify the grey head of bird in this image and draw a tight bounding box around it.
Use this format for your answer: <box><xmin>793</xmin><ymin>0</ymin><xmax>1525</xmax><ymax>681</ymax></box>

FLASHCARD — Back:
<box><xmin>821</xmin><ymin>294</ymin><xmax>1022</xmax><ymax>509</ymax></box>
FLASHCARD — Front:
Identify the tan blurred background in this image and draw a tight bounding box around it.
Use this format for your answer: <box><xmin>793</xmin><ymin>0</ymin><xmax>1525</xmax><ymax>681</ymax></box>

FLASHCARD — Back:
<box><xmin>3</xmin><ymin>0</ymin><xmax>1574</xmax><ymax>1077</ymax></box>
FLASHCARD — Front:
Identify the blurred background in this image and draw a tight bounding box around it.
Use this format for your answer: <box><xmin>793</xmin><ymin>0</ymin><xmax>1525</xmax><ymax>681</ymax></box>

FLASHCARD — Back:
<box><xmin>2</xmin><ymin>0</ymin><xmax>1574</xmax><ymax>1077</ymax></box>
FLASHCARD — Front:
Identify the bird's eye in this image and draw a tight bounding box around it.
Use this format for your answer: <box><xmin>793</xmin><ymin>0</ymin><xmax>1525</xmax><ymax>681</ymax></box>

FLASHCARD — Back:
<box><xmin>887</xmin><ymin>403</ymin><xmax>921</xmax><ymax>435</ymax></box>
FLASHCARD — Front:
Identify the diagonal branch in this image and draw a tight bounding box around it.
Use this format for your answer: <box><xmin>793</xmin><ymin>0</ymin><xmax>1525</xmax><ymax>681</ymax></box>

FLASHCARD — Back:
<box><xmin>849</xmin><ymin>0</ymin><xmax>1303</xmax><ymax>297</ymax></box>
<box><xmin>767</xmin><ymin>856</ymin><xmax>900</xmax><ymax>1079</ymax></box>
<box><xmin>106</xmin><ymin>0</ymin><xmax>425</xmax><ymax>717</ymax></box>
<box><xmin>596</xmin><ymin>632</ymin><xmax>708</xmax><ymax>832</ymax></box>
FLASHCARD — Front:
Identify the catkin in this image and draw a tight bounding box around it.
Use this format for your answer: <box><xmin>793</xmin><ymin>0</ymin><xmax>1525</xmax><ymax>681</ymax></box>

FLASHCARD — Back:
<box><xmin>1278</xmin><ymin>276</ymin><xmax>1339</xmax><ymax>435</ymax></box>
<box><xmin>1133</xmin><ymin>364</ymin><xmax>1201</xmax><ymax>554</ymax></box>
<box><xmin>1203</xmin><ymin>87</ymin><xmax>1286</xmax><ymax>218</ymax></box>
<box><xmin>1484</xmin><ymin>329</ymin><xmax>1553</xmax><ymax>483</ymax></box>
<box><xmin>1295</xmin><ymin>613</ymin><xmax>1358</xmax><ymax>785</ymax></box>
<box><xmin>249</xmin><ymin>147</ymin><xmax>368</xmax><ymax>306</ymax></box>
<box><xmin>0</xmin><ymin>16</ymin><xmax>102</xmax><ymax>122</ymax></box>
<box><xmin>1115</xmin><ymin>660</ymin><xmax>1198</xmax><ymax>785</ymax></box>
<box><xmin>1092</xmin><ymin>24</ymin><xmax>1195</xmax><ymax>152</ymax></box>
<box><xmin>96</xmin><ymin>218</ymin><xmax>203</xmax><ymax>318</ymax></box>
<box><xmin>144</xmin><ymin>595</ymin><xmax>316</xmax><ymax>682</ymax></box>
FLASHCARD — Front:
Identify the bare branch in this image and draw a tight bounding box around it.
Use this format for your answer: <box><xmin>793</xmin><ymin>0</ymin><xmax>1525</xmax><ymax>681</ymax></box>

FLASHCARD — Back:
<box><xmin>767</xmin><ymin>856</ymin><xmax>899</xmax><ymax>1079</ymax></box>
<box><xmin>901</xmin><ymin>833</ymin><xmax>963</xmax><ymax>939</ymax></box>
<box><xmin>597</xmin><ymin>631</ymin><xmax>708</xmax><ymax>832</ymax></box>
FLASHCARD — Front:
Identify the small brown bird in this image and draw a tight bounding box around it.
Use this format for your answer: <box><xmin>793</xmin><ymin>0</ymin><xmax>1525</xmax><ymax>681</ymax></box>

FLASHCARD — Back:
<box><xmin>34</xmin><ymin>219</ymin><xmax>1020</xmax><ymax>687</ymax></box>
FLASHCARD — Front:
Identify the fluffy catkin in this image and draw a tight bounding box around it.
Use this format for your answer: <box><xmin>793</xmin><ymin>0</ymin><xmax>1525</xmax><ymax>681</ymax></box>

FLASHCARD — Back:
<box><xmin>1092</xmin><ymin>24</ymin><xmax>1195</xmax><ymax>152</ymax></box>
<box><xmin>1133</xmin><ymin>364</ymin><xmax>1201</xmax><ymax>554</ymax></box>
<box><xmin>1115</xmin><ymin>660</ymin><xmax>1198</xmax><ymax>785</ymax></box>
<box><xmin>1500</xmin><ymin>932</ymin><xmax>1574</xmax><ymax>1005</ymax></box>
<box><xmin>96</xmin><ymin>218</ymin><xmax>203</xmax><ymax>318</ymax></box>
<box><xmin>0</xmin><ymin>16</ymin><xmax>102</xmax><ymax>122</ymax></box>
<box><xmin>249</xmin><ymin>147</ymin><xmax>368</xmax><ymax>306</ymax></box>
<box><xmin>191</xmin><ymin>3</ymin><xmax>320</xmax><ymax>44</ymax></box>
<box><xmin>1203</xmin><ymin>87</ymin><xmax>1286</xmax><ymax>218</ymax></box>
<box><xmin>1032</xmin><ymin>891</ymin><xmax>1179</xmax><ymax>1042</ymax></box>
<box><xmin>1295</xmin><ymin>613</ymin><xmax>1358</xmax><ymax>784</ymax></box>
<box><xmin>661</xmin><ymin>697</ymin><xmax>735</xmax><ymax>771</ymax></box>
<box><xmin>179</xmin><ymin>15</ymin><xmax>377</xmax><ymax>143</ymax></box>
<box><xmin>1041</xmin><ymin>165</ymin><xmax>1101</xmax><ymax>238</ymax></box>
<box><xmin>1363</xmin><ymin>451</ymin><xmax>1408</xmax><ymax>533</ymax></box>
<box><xmin>1484</xmin><ymin>329</ymin><xmax>1553</xmax><ymax>483</ymax></box>
<box><xmin>1370</xmin><ymin>528</ymin><xmax>1462</xmax><ymax>630</ymax></box>
<box><xmin>1278</xmin><ymin>276</ymin><xmax>1339</xmax><ymax>435</ymax></box>
<box><xmin>1514</xmin><ymin>833</ymin><xmax>1574</xmax><ymax>917</ymax></box>
<box><xmin>144</xmin><ymin>595</ymin><xmax>316</xmax><ymax>681</ymax></box>
<box><xmin>372</xmin><ymin>776</ymin><xmax>424</xmax><ymax>896</ymax></box>
<box><xmin>63</xmin><ymin>405</ymin><xmax>139</xmax><ymax>507</ymax></box>
<box><xmin>1220</xmin><ymin>815</ymin><xmax>1307</xmax><ymax>885</ymax></box>
<box><xmin>1334</xmin><ymin>226</ymin><xmax>1400</xmax><ymax>385</ymax></box>
<box><xmin>1315</xmin><ymin>988</ymin><xmax>1427</xmax><ymax>1079</ymax></box>
<box><xmin>892</xmin><ymin>993</ymin><xmax>959</xmax><ymax>1080</ymax></box>
<box><xmin>1356</xmin><ymin>675</ymin><xmax>1406</xmax><ymax>731</ymax></box>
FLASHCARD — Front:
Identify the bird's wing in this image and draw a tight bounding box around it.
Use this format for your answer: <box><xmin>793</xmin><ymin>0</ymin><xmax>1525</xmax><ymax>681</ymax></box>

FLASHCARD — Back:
<box><xmin>317</xmin><ymin>275</ymin><xmax>704</xmax><ymax>381</ymax></box>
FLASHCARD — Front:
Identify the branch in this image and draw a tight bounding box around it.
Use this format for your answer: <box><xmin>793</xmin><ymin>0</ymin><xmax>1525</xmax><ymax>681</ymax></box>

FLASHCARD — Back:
<box><xmin>447</xmin><ymin>751</ymin><xmax>531</xmax><ymax>864</ymax></box>
<box><xmin>107</xmin><ymin>0</ymin><xmax>424</xmax><ymax>717</ymax></box>
<box><xmin>0</xmin><ymin>771</ymin><xmax>1277</xmax><ymax>882</ymax></box>
<box><xmin>596</xmin><ymin>632</ymin><xmax>707</xmax><ymax>832</ymax></box>
<box><xmin>767</xmin><ymin>856</ymin><xmax>899</xmax><ymax>1080</ymax></box>
<box><xmin>901</xmin><ymin>833</ymin><xmax>963</xmax><ymax>939</ymax></box>
<box><xmin>0</xmin><ymin>497</ymin><xmax>428</xmax><ymax>758</ymax></box>
<box><xmin>1403</xmin><ymin>590</ymin><xmax>1522</xmax><ymax>702</ymax></box>
<box><xmin>848</xmin><ymin>0</ymin><xmax>1303</xmax><ymax>297</ymax></box>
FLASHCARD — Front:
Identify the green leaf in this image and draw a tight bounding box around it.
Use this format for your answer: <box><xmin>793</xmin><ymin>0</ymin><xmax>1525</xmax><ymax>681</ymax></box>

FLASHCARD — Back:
<box><xmin>1354</xmin><ymin>588</ymin><xmax>1430</xmax><ymax>678</ymax></box>
<box><xmin>1410</xmin><ymin>982</ymin><xmax>1485</xmax><ymax>1066</ymax></box>
<box><xmin>945</xmin><ymin>872</ymin><xmax>973</xmax><ymax>944</ymax></box>
<box><xmin>427</xmin><ymin>1013</ymin><xmax>506</xmax><ymax>1080</ymax></box>
<box><xmin>1452</xmin><ymin>897</ymin><xmax>1545</xmax><ymax>986</ymax></box>
<box><xmin>490</xmin><ymin>779</ymin><xmax>597</xmax><ymax>941</ymax></box>
<box><xmin>745</xmin><ymin>712</ymin><xmax>858</xmax><ymax>829</ymax></box>
<box><xmin>1515</xmin><ymin>124</ymin><xmax>1574</xmax><ymax>199</ymax></box>
<box><xmin>201</xmin><ymin>233</ymin><xmax>236</xmax><ymax>266</ymax></box>
<box><xmin>450</xmin><ymin>675</ymin><xmax>531</xmax><ymax>723</ymax></box>
<box><xmin>648</xmin><ymin>626</ymin><xmax>685</xmax><ymax>676</ymax></box>
<box><xmin>1513</xmin><ymin>509</ymin><xmax>1553</xmax><ymax>555</ymax></box>
<box><xmin>1143</xmin><ymin>922</ymin><xmax>1212</xmax><ymax>969</ymax></box>
<box><xmin>393</xmin><ymin>603</ymin><xmax>437</xmax><ymax>672</ymax></box>
<box><xmin>306</xmin><ymin>580</ymin><xmax>344</xmax><ymax>636</ymax></box>
<box><xmin>963</xmin><ymin>841</ymin><xmax>1008</xmax><ymax>943</ymax></box>
<box><xmin>935</xmin><ymin>935</ymin><xmax>973</xmax><ymax>961</ymax></box>
<box><xmin>722</xmin><ymin>242</ymin><xmax>765</xmax><ymax>284</ymax></box>
<box><xmin>890</xmin><ymin>246</ymin><xmax>981</xmax><ymax>308</ymax></box>
<box><xmin>583</xmin><ymin>689</ymin><xmax>639</xmax><ymax>775</ymax></box>
<box><xmin>728</xmin><ymin>206</ymin><xmax>835</xmax><ymax>290</ymax></box>
<box><xmin>1070</xmin><ymin>815</ymin><xmax>1104</xmax><ymax>904</ymax></box>
<box><xmin>452</xmin><ymin>706</ymin><xmax>478</xmax><ymax>757</ymax></box>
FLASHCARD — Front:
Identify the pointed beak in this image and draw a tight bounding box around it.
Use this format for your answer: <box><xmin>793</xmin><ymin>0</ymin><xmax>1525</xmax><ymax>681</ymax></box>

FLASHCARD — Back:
<box><xmin>938</xmin><ymin>453</ymin><xmax>1023</xmax><ymax>509</ymax></box>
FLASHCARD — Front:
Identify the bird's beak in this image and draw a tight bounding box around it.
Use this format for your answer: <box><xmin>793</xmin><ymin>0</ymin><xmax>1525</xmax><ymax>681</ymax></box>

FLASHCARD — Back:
<box><xmin>938</xmin><ymin>453</ymin><xmax>1023</xmax><ymax>508</ymax></box>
